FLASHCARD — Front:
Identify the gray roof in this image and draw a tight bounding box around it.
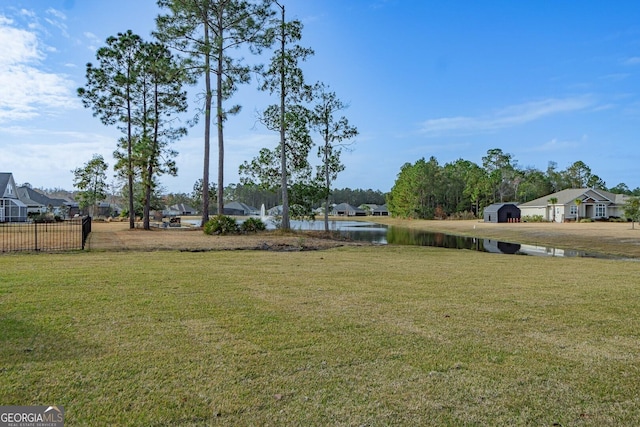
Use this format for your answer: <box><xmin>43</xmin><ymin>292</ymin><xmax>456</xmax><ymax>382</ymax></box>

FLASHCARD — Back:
<box><xmin>520</xmin><ymin>188</ymin><xmax>627</xmax><ymax>207</ymax></box>
<box><xmin>484</xmin><ymin>203</ymin><xmax>519</xmax><ymax>213</ymax></box>
<box><xmin>18</xmin><ymin>186</ymin><xmax>68</xmax><ymax>207</ymax></box>
<box><xmin>16</xmin><ymin>187</ymin><xmax>41</xmax><ymax>207</ymax></box>
<box><xmin>332</xmin><ymin>203</ymin><xmax>366</xmax><ymax>213</ymax></box>
<box><xmin>224</xmin><ymin>201</ymin><xmax>258</xmax><ymax>214</ymax></box>
<box><xmin>0</xmin><ymin>173</ymin><xmax>15</xmax><ymax>198</ymax></box>
<box><xmin>170</xmin><ymin>203</ymin><xmax>196</xmax><ymax>213</ymax></box>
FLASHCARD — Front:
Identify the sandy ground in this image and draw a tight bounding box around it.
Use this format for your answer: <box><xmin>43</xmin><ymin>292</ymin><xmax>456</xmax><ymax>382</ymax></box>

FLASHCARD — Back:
<box><xmin>86</xmin><ymin>220</ymin><xmax>367</xmax><ymax>252</ymax></box>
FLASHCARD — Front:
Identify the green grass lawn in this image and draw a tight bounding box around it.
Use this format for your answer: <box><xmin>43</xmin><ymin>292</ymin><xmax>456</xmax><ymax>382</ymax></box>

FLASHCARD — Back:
<box><xmin>1</xmin><ymin>246</ymin><xmax>639</xmax><ymax>425</ymax></box>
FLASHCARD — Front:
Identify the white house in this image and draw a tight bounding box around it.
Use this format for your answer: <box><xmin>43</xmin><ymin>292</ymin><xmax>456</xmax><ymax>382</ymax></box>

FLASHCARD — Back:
<box><xmin>519</xmin><ymin>188</ymin><xmax>628</xmax><ymax>222</ymax></box>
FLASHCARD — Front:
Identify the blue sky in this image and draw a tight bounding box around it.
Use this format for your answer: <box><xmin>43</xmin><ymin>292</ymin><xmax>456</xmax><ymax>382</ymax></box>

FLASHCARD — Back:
<box><xmin>1</xmin><ymin>0</ymin><xmax>639</xmax><ymax>194</ymax></box>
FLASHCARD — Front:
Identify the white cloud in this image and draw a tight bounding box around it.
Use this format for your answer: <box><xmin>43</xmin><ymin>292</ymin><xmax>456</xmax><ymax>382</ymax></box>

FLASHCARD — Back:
<box><xmin>46</xmin><ymin>8</ymin><xmax>67</xmax><ymax>21</ymax></box>
<box><xmin>83</xmin><ymin>31</ymin><xmax>101</xmax><ymax>51</ymax></box>
<box><xmin>0</xmin><ymin>129</ymin><xmax>117</xmax><ymax>189</ymax></box>
<box><xmin>19</xmin><ymin>9</ymin><xmax>36</xmax><ymax>18</ymax></box>
<box><xmin>0</xmin><ymin>14</ymin><xmax>77</xmax><ymax>123</ymax></box>
<box><xmin>44</xmin><ymin>8</ymin><xmax>69</xmax><ymax>38</ymax></box>
<box><xmin>0</xmin><ymin>18</ymin><xmax>40</xmax><ymax>63</ymax></box>
<box><xmin>624</xmin><ymin>56</ymin><xmax>640</xmax><ymax>65</ymax></box>
<box><xmin>419</xmin><ymin>97</ymin><xmax>595</xmax><ymax>137</ymax></box>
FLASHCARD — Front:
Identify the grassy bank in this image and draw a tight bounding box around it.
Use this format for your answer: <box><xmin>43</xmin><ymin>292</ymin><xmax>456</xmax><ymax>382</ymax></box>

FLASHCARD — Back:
<box><xmin>1</xmin><ymin>247</ymin><xmax>639</xmax><ymax>425</ymax></box>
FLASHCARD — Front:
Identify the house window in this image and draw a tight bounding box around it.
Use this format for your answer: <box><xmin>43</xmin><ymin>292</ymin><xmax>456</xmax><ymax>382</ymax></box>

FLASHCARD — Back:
<box><xmin>570</xmin><ymin>205</ymin><xmax>577</xmax><ymax>216</ymax></box>
<box><xmin>595</xmin><ymin>204</ymin><xmax>606</xmax><ymax>217</ymax></box>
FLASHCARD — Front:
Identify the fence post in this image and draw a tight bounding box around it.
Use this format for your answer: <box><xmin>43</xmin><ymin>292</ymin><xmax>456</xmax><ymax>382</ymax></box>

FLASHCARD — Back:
<box><xmin>34</xmin><ymin>221</ymin><xmax>38</xmax><ymax>251</ymax></box>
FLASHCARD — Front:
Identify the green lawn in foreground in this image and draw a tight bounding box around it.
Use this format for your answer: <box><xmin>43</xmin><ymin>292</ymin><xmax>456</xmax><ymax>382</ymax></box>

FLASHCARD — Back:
<box><xmin>1</xmin><ymin>247</ymin><xmax>639</xmax><ymax>425</ymax></box>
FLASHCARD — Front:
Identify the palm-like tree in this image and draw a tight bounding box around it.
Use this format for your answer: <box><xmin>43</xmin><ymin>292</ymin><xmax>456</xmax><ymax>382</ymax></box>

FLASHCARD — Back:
<box><xmin>548</xmin><ymin>197</ymin><xmax>558</xmax><ymax>222</ymax></box>
<box><xmin>574</xmin><ymin>198</ymin><xmax>583</xmax><ymax>222</ymax></box>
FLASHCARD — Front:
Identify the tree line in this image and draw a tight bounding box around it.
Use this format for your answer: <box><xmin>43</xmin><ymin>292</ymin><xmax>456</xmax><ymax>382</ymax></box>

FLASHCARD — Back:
<box><xmin>76</xmin><ymin>0</ymin><xmax>358</xmax><ymax>231</ymax></box>
<box><xmin>387</xmin><ymin>148</ymin><xmax>640</xmax><ymax>219</ymax></box>
<box><xmin>164</xmin><ymin>182</ymin><xmax>386</xmax><ymax>214</ymax></box>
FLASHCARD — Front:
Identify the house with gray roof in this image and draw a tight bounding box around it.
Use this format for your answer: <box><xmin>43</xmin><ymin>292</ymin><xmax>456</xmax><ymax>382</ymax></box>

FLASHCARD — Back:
<box><xmin>223</xmin><ymin>201</ymin><xmax>258</xmax><ymax>216</ymax></box>
<box><xmin>372</xmin><ymin>204</ymin><xmax>389</xmax><ymax>216</ymax></box>
<box><xmin>331</xmin><ymin>203</ymin><xmax>366</xmax><ymax>216</ymax></box>
<box><xmin>1</xmin><ymin>173</ymin><xmax>27</xmax><ymax>222</ymax></box>
<box><xmin>519</xmin><ymin>188</ymin><xmax>628</xmax><ymax>222</ymax></box>
<box><xmin>17</xmin><ymin>185</ymin><xmax>70</xmax><ymax>217</ymax></box>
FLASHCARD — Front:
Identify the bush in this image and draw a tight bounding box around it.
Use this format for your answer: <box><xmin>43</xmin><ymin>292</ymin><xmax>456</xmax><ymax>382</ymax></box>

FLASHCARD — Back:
<box><xmin>203</xmin><ymin>215</ymin><xmax>239</xmax><ymax>235</ymax></box>
<box><xmin>241</xmin><ymin>217</ymin><xmax>266</xmax><ymax>233</ymax></box>
<box><xmin>579</xmin><ymin>218</ymin><xmax>594</xmax><ymax>223</ymax></box>
<box><xmin>522</xmin><ymin>215</ymin><xmax>546</xmax><ymax>223</ymax></box>
<box><xmin>33</xmin><ymin>213</ymin><xmax>56</xmax><ymax>223</ymax></box>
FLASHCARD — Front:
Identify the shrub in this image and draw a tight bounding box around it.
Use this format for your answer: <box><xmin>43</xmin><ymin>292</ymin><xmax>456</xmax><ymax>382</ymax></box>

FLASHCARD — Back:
<box><xmin>241</xmin><ymin>217</ymin><xmax>266</xmax><ymax>233</ymax></box>
<box><xmin>33</xmin><ymin>213</ymin><xmax>56</xmax><ymax>223</ymax></box>
<box><xmin>579</xmin><ymin>218</ymin><xmax>594</xmax><ymax>223</ymax></box>
<box><xmin>203</xmin><ymin>215</ymin><xmax>239</xmax><ymax>235</ymax></box>
<box><xmin>522</xmin><ymin>215</ymin><xmax>545</xmax><ymax>223</ymax></box>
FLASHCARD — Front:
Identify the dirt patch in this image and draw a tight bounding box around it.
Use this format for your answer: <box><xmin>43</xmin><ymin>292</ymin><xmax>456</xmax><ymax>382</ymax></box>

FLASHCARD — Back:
<box><xmin>86</xmin><ymin>221</ymin><xmax>366</xmax><ymax>252</ymax></box>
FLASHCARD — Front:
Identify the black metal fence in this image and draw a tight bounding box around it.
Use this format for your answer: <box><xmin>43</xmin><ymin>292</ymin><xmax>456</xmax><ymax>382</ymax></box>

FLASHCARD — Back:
<box><xmin>0</xmin><ymin>216</ymin><xmax>91</xmax><ymax>253</ymax></box>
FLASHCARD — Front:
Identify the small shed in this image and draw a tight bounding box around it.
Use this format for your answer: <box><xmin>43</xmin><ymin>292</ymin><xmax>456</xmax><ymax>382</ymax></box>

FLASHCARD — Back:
<box><xmin>483</xmin><ymin>203</ymin><xmax>520</xmax><ymax>223</ymax></box>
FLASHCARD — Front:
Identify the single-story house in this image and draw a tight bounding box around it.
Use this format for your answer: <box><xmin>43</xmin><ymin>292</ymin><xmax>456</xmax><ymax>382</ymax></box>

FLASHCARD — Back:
<box><xmin>359</xmin><ymin>204</ymin><xmax>389</xmax><ymax>216</ymax></box>
<box><xmin>0</xmin><ymin>173</ymin><xmax>28</xmax><ymax>222</ymax></box>
<box><xmin>372</xmin><ymin>204</ymin><xmax>389</xmax><ymax>216</ymax></box>
<box><xmin>17</xmin><ymin>185</ymin><xmax>70</xmax><ymax>217</ymax></box>
<box><xmin>16</xmin><ymin>186</ymin><xmax>44</xmax><ymax>215</ymax></box>
<box><xmin>483</xmin><ymin>203</ymin><xmax>521</xmax><ymax>223</ymax></box>
<box><xmin>223</xmin><ymin>201</ymin><xmax>258</xmax><ymax>216</ymax></box>
<box><xmin>170</xmin><ymin>203</ymin><xmax>196</xmax><ymax>215</ymax></box>
<box><xmin>519</xmin><ymin>188</ymin><xmax>628</xmax><ymax>222</ymax></box>
<box><xmin>331</xmin><ymin>203</ymin><xmax>366</xmax><ymax>216</ymax></box>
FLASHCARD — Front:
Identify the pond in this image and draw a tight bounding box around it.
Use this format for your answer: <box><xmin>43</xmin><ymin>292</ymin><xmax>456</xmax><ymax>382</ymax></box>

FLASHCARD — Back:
<box><xmin>184</xmin><ymin>217</ymin><xmax>626</xmax><ymax>259</ymax></box>
<box><xmin>281</xmin><ymin>219</ymin><xmax>624</xmax><ymax>259</ymax></box>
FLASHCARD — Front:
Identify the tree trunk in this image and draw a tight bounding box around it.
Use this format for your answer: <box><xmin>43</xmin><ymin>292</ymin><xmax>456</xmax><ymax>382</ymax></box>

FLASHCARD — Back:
<box><xmin>126</xmin><ymin>76</ymin><xmax>135</xmax><ymax>229</ymax></box>
<box><xmin>278</xmin><ymin>3</ymin><xmax>289</xmax><ymax>230</ymax></box>
<box><xmin>323</xmin><ymin>131</ymin><xmax>330</xmax><ymax>232</ymax></box>
<box><xmin>216</xmin><ymin>7</ymin><xmax>225</xmax><ymax>219</ymax></box>
<box><xmin>202</xmin><ymin>20</ymin><xmax>212</xmax><ymax>225</ymax></box>
<box><xmin>143</xmin><ymin>165</ymin><xmax>152</xmax><ymax>230</ymax></box>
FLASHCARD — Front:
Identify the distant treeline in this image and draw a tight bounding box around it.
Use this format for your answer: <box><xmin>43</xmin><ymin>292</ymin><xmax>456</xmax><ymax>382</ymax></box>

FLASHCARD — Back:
<box><xmin>387</xmin><ymin>148</ymin><xmax>640</xmax><ymax>219</ymax></box>
<box><xmin>164</xmin><ymin>181</ymin><xmax>386</xmax><ymax>213</ymax></box>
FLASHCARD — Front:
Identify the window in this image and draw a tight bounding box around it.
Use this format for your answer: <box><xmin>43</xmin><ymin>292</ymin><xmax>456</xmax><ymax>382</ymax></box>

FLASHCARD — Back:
<box><xmin>570</xmin><ymin>205</ymin><xmax>577</xmax><ymax>215</ymax></box>
<box><xmin>595</xmin><ymin>203</ymin><xmax>606</xmax><ymax>217</ymax></box>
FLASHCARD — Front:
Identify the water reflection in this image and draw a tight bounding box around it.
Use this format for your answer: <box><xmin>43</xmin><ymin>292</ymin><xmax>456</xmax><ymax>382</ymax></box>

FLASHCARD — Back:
<box><xmin>386</xmin><ymin>226</ymin><xmax>622</xmax><ymax>259</ymax></box>
<box><xmin>287</xmin><ymin>220</ymin><xmax>388</xmax><ymax>244</ymax></box>
<box><xmin>239</xmin><ymin>218</ymin><xmax>625</xmax><ymax>259</ymax></box>
<box><xmin>289</xmin><ymin>221</ymin><xmax>619</xmax><ymax>258</ymax></box>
